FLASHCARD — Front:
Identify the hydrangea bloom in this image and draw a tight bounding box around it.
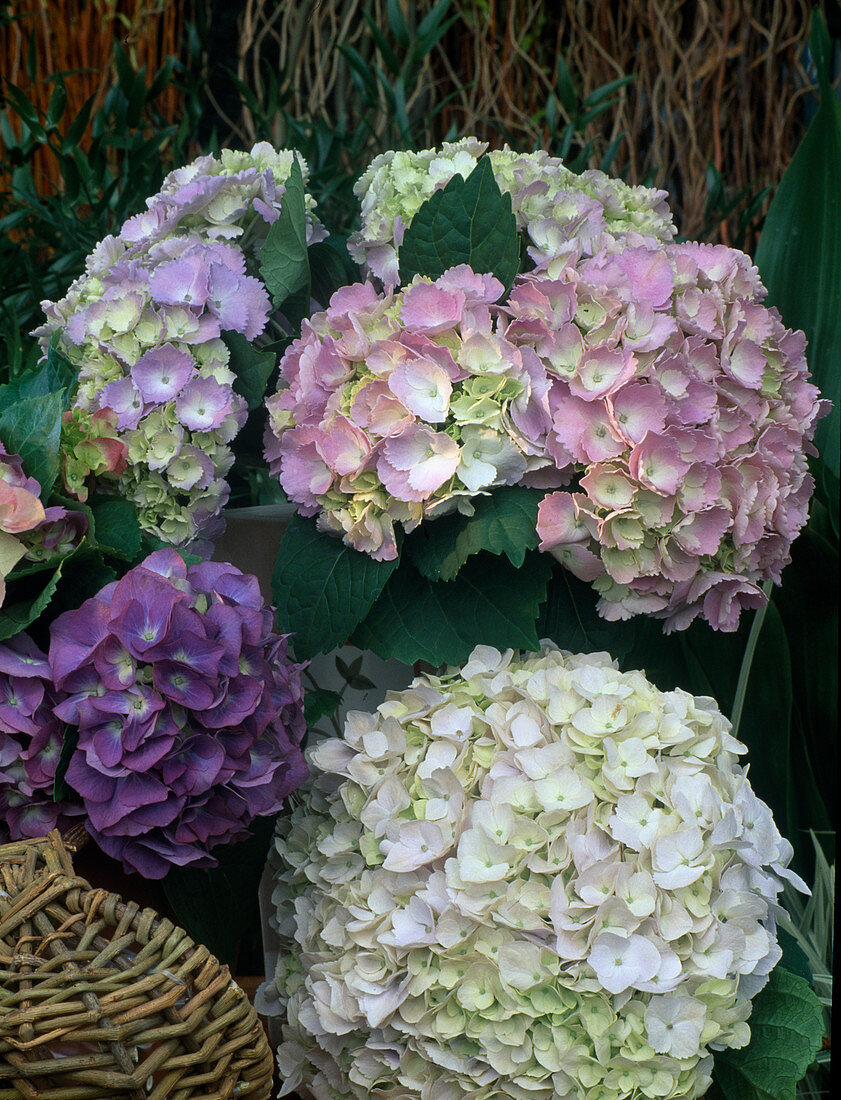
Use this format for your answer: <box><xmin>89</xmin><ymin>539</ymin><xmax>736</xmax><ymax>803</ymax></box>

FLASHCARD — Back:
<box><xmin>529</xmin><ymin>242</ymin><xmax>825</xmax><ymax>630</ymax></box>
<box><xmin>35</xmin><ymin>144</ymin><xmax>325</xmax><ymax>547</ymax></box>
<box><xmin>264</xmin><ymin>267</ymin><xmax>564</xmax><ymax>560</ymax></box>
<box><xmin>1</xmin><ymin>444</ymin><xmax>46</xmax><ymax>603</ymax></box>
<box><xmin>0</xmin><ymin>634</ymin><xmax>83</xmax><ymax>841</ymax></box>
<box><xmin>60</xmin><ymin>406</ymin><xmax>128</xmax><ymax>502</ymax></box>
<box><xmin>0</xmin><ymin>444</ymin><xmax>88</xmax><ymax>604</ymax></box>
<box><xmin>47</xmin><ymin>549</ymin><xmax>308</xmax><ymax>878</ymax></box>
<box><xmin>349</xmin><ymin>137</ymin><xmax>675</xmax><ymax>284</ymax></box>
<box><xmin>263</xmin><ymin>643</ymin><xmax>804</xmax><ymax>1100</ymax></box>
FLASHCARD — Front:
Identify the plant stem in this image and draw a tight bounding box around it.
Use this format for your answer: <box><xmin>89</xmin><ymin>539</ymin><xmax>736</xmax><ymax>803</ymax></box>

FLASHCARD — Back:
<box><xmin>730</xmin><ymin>579</ymin><xmax>774</xmax><ymax>739</ymax></box>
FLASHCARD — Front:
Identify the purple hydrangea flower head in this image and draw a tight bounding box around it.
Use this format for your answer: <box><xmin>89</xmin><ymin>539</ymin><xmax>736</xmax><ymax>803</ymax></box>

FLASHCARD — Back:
<box><xmin>34</xmin><ymin>145</ymin><xmax>325</xmax><ymax>548</ymax></box>
<box><xmin>0</xmin><ymin>633</ymin><xmax>83</xmax><ymax>841</ymax></box>
<box><xmin>47</xmin><ymin>549</ymin><xmax>308</xmax><ymax>878</ymax></box>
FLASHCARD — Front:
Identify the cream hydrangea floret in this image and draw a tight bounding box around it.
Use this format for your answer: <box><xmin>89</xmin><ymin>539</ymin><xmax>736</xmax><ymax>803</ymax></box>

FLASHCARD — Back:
<box><xmin>348</xmin><ymin>137</ymin><xmax>675</xmax><ymax>284</ymax></box>
<box><xmin>263</xmin><ymin>642</ymin><xmax>803</xmax><ymax>1100</ymax></box>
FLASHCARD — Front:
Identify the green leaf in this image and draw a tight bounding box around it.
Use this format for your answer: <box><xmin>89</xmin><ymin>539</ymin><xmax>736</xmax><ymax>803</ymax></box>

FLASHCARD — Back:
<box><xmin>272</xmin><ymin>514</ymin><xmax>399</xmax><ymax>659</ymax></box>
<box><xmin>773</xmin><ymin>525</ymin><xmax>838</xmax><ymax>844</ymax></box>
<box><xmin>0</xmin><ymin>560</ymin><xmax>63</xmax><ymax>641</ymax></box>
<box><xmin>354</xmin><ymin>551</ymin><xmax>552</xmax><ymax>667</ymax></box>
<box><xmin>90</xmin><ymin>499</ymin><xmax>143</xmax><ymax>562</ymax></box>
<box><xmin>3</xmin><ymin>83</ymin><xmax>46</xmax><ymax>141</ymax></box>
<box><xmin>0</xmin><ymin>348</ymin><xmax>75</xmax><ymax>410</ymax></box>
<box><xmin>398</xmin><ymin>155</ymin><xmax>520</xmax><ymax>295</ymax></box>
<box><xmin>708</xmin><ymin>966</ymin><xmax>823</xmax><ymax>1100</ymax></box>
<box><xmin>304</xmin><ymin>687</ymin><xmax>341</xmax><ymax>726</ymax></box>
<box><xmin>754</xmin><ymin>10</ymin><xmax>841</xmax><ymax>482</ymax></box>
<box><xmin>406</xmin><ymin>486</ymin><xmax>544</xmax><ymax>581</ymax></box>
<box><xmin>224</xmin><ymin>331</ymin><xmax>277</xmax><ymax>411</ymax></box>
<box><xmin>0</xmin><ymin>390</ymin><xmax>64</xmax><ymax>498</ymax></box>
<box><xmin>52</xmin><ymin>726</ymin><xmax>78</xmax><ymax>802</ymax></box>
<box><xmin>60</xmin><ymin>93</ymin><xmax>95</xmax><ymax>154</ymax></box>
<box><xmin>729</xmin><ymin>600</ymin><xmax>793</xmax><ymax>838</ymax></box>
<box><xmin>259</xmin><ymin>156</ymin><xmax>310</xmax><ymax>317</ymax></box>
<box><xmin>45</xmin><ymin>79</ymin><xmax>67</xmax><ymax>130</ymax></box>
<box><xmin>538</xmin><ymin>565</ymin><xmax>637</xmax><ymax>661</ymax></box>
<box><xmin>309</xmin><ymin>236</ymin><xmax>360</xmax><ymax>308</ymax></box>
<box><xmin>777</xmin><ymin>929</ymin><xmax>813</xmax><ymax>988</ymax></box>
<box><xmin>163</xmin><ymin>816</ymin><xmax>276</xmax><ymax>966</ymax></box>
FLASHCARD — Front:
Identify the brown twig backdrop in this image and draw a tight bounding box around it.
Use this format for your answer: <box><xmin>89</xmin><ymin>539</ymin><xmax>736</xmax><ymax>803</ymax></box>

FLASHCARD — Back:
<box><xmin>233</xmin><ymin>0</ymin><xmax>821</xmax><ymax>245</ymax></box>
<box><xmin>1</xmin><ymin>1</ymin><xmax>830</xmax><ymax>245</ymax></box>
<box><xmin>0</xmin><ymin>0</ymin><xmax>182</xmax><ymax>192</ymax></box>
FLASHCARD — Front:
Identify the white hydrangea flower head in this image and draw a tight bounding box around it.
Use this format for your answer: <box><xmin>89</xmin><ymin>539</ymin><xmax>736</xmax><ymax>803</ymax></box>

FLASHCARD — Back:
<box><xmin>263</xmin><ymin>642</ymin><xmax>803</xmax><ymax>1100</ymax></box>
<box><xmin>349</xmin><ymin>137</ymin><xmax>675</xmax><ymax>284</ymax></box>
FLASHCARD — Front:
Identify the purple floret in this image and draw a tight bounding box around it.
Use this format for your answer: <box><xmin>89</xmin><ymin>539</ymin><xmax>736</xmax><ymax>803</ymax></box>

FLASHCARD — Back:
<box><xmin>0</xmin><ymin>634</ymin><xmax>83</xmax><ymax>842</ymax></box>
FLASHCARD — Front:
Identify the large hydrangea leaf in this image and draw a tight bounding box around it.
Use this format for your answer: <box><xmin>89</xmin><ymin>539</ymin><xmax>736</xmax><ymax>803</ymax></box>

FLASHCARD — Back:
<box><xmin>90</xmin><ymin>499</ymin><xmax>143</xmax><ymax>562</ymax></box>
<box><xmin>708</xmin><ymin>966</ymin><xmax>823</xmax><ymax>1100</ymax></box>
<box><xmin>272</xmin><ymin>514</ymin><xmax>399</xmax><ymax>659</ymax></box>
<box><xmin>0</xmin><ymin>559</ymin><xmax>64</xmax><ymax>641</ymax></box>
<box><xmin>538</xmin><ymin>564</ymin><xmax>638</xmax><ymax>661</ymax></box>
<box><xmin>0</xmin><ymin>391</ymin><xmax>64</xmax><ymax>500</ymax></box>
<box><xmin>225</xmin><ymin>332</ymin><xmax>277</xmax><ymax>412</ymax></box>
<box><xmin>353</xmin><ymin>550</ymin><xmax>551</xmax><ymax>666</ymax></box>
<box><xmin>259</xmin><ymin>156</ymin><xmax>310</xmax><ymax>320</ymax></box>
<box><xmin>406</xmin><ymin>486</ymin><xmax>544</xmax><ymax>582</ymax></box>
<box><xmin>754</xmin><ymin>11</ymin><xmax>841</xmax><ymax>518</ymax></box>
<box><xmin>398</xmin><ymin>155</ymin><xmax>520</xmax><ymax>295</ymax></box>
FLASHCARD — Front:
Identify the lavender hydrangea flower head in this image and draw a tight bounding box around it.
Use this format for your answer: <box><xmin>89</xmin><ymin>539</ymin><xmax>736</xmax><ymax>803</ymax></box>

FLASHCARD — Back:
<box><xmin>0</xmin><ymin>633</ymin><xmax>83</xmax><ymax>841</ymax></box>
<box><xmin>47</xmin><ymin>549</ymin><xmax>308</xmax><ymax>878</ymax></box>
<box><xmin>349</xmin><ymin>138</ymin><xmax>675</xmax><ymax>284</ymax></box>
<box><xmin>263</xmin><ymin>642</ymin><xmax>804</xmax><ymax>1100</ymax></box>
<box><xmin>35</xmin><ymin>145</ymin><xmax>325</xmax><ymax>547</ymax></box>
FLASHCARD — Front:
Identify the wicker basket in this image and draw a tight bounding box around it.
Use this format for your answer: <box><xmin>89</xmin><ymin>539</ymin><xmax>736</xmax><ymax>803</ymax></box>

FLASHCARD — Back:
<box><xmin>0</xmin><ymin>831</ymin><xmax>274</xmax><ymax>1100</ymax></box>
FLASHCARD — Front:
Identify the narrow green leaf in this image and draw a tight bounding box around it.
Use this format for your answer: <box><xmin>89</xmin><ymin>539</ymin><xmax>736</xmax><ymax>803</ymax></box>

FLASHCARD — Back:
<box><xmin>386</xmin><ymin>0</ymin><xmax>411</xmax><ymax>46</ymax></box>
<box><xmin>708</xmin><ymin>966</ymin><xmax>824</xmax><ymax>1100</ymax></box>
<box><xmin>146</xmin><ymin>56</ymin><xmax>175</xmax><ymax>102</ymax></box>
<box><xmin>583</xmin><ymin>75</ymin><xmax>634</xmax><ymax>106</ymax></box>
<box><xmin>112</xmin><ymin>39</ymin><xmax>136</xmax><ymax>97</ymax></box>
<box><xmin>416</xmin><ymin>0</ymin><xmax>455</xmax><ymax>41</ymax></box>
<box><xmin>272</xmin><ymin>514</ymin><xmax>399</xmax><ymax>659</ymax></box>
<box><xmin>259</xmin><ymin>156</ymin><xmax>310</xmax><ymax>316</ymax></box>
<box><xmin>555</xmin><ymin>56</ymin><xmax>578</xmax><ymax>115</ymax></box>
<box><xmin>224</xmin><ymin>331</ymin><xmax>277</xmax><ymax>411</ymax></box>
<box><xmin>3</xmin><ymin>84</ymin><xmax>46</xmax><ymax>140</ymax></box>
<box><xmin>354</xmin><ymin>551</ymin><xmax>552</xmax><ymax>667</ymax></box>
<box><xmin>45</xmin><ymin>79</ymin><xmax>67</xmax><ymax>130</ymax></box>
<box><xmin>406</xmin><ymin>486</ymin><xmax>544</xmax><ymax>581</ymax></box>
<box><xmin>398</xmin><ymin>155</ymin><xmax>520</xmax><ymax>294</ymax></box>
<box><xmin>754</xmin><ymin>15</ymin><xmax>841</xmax><ymax>481</ymax></box>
